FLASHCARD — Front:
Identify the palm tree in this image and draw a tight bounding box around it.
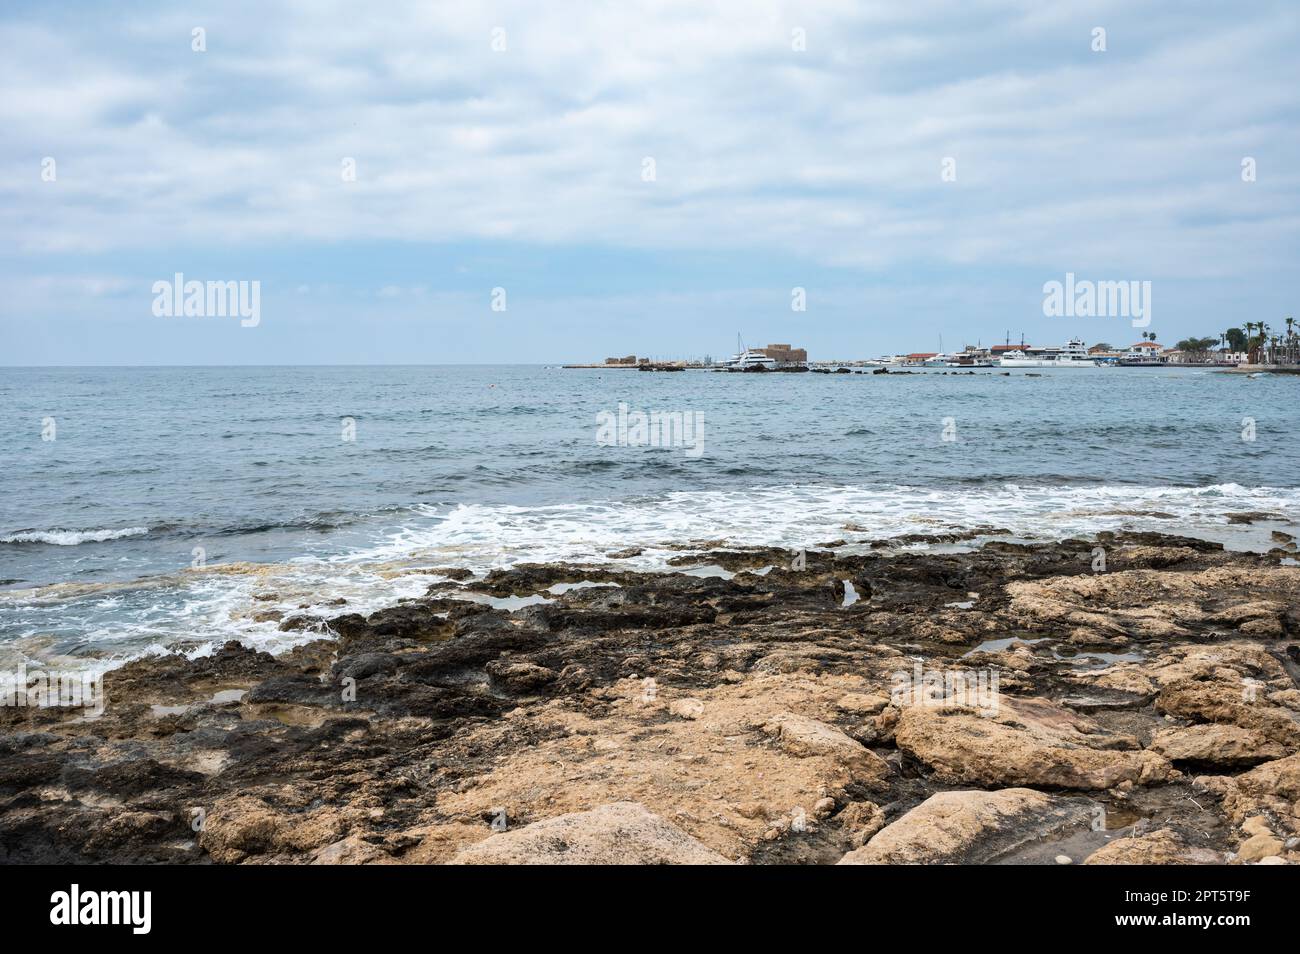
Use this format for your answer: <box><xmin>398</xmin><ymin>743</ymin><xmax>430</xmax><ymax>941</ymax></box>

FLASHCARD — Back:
<box><xmin>1244</xmin><ymin>322</ymin><xmax>1260</xmax><ymax>362</ymax></box>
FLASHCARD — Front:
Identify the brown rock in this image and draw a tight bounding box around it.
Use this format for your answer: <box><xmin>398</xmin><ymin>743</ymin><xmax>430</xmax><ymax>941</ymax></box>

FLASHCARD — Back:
<box><xmin>813</xmin><ymin>796</ymin><xmax>837</xmax><ymax>819</ymax></box>
<box><xmin>836</xmin><ymin>692</ymin><xmax>890</xmax><ymax>715</ymax></box>
<box><xmin>447</xmin><ymin>802</ymin><xmax>731</xmax><ymax>865</ymax></box>
<box><xmin>1083</xmin><ymin>829</ymin><xmax>1221</xmax><ymax>865</ymax></box>
<box><xmin>1157</xmin><ymin>679</ymin><xmax>1300</xmax><ymax>748</ymax></box>
<box><xmin>837</xmin><ymin>801</ymin><xmax>887</xmax><ymax>847</ymax></box>
<box><xmin>669</xmin><ymin>697</ymin><xmax>705</xmax><ymax>720</ymax></box>
<box><xmin>1194</xmin><ymin>754</ymin><xmax>1300</xmax><ymax>838</ymax></box>
<box><xmin>198</xmin><ymin>796</ymin><xmax>345</xmax><ymax>864</ymax></box>
<box><xmin>838</xmin><ymin>788</ymin><xmax>1095</xmax><ymax>865</ymax></box>
<box><xmin>1149</xmin><ymin>724</ymin><xmax>1285</xmax><ymax>769</ymax></box>
<box><xmin>760</xmin><ymin>711</ymin><xmax>890</xmax><ymax>783</ymax></box>
<box><xmin>895</xmin><ymin>698</ymin><xmax>1175</xmax><ymax>790</ymax></box>
<box><xmin>310</xmin><ymin>833</ymin><xmax>388</xmax><ymax>865</ymax></box>
<box><xmin>484</xmin><ymin>660</ymin><xmax>557</xmax><ymax>692</ymax></box>
<box><xmin>1237</xmin><ymin>833</ymin><xmax>1284</xmax><ymax>863</ymax></box>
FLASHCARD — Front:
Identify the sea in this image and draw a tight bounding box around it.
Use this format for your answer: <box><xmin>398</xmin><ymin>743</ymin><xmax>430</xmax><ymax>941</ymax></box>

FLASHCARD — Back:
<box><xmin>2</xmin><ymin>364</ymin><xmax>1298</xmax><ymax>672</ymax></box>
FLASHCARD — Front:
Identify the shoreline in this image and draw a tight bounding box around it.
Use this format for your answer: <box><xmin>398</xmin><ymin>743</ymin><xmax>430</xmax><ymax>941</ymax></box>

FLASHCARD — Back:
<box><xmin>1219</xmin><ymin>365</ymin><xmax>1300</xmax><ymax>375</ymax></box>
<box><xmin>561</xmin><ymin>363</ymin><xmax>1300</xmax><ymax>374</ymax></box>
<box><xmin>2</xmin><ymin>531</ymin><xmax>1298</xmax><ymax>864</ymax></box>
<box><xmin>5</xmin><ymin>497</ymin><xmax>1298</xmax><ymax>675</ymax></box>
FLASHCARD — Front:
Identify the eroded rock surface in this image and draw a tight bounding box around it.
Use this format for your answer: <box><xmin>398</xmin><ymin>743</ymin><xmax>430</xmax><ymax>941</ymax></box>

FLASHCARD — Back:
<box><xmin>1082</xmin><ymin>829</ymin><xmax>1223</xmax><ymax>865</ymax></box>
<box><xmin>1150</xmin><ymin>725</ymin><xmax>1285</xmax><ymax>770</ymax></box>
<box><xmin>894</xmin><ymin>697</ymin><xmax>1175</xmax><ymax>790</ymax></box>
<box><xmin>448</xmin><ymin>802</ymin><xmax>730</xmax><ymax>865</ymax></box>
<box><xmin>1</xmin><ymin>533</ymin><xmax>1297</xmax><ymax>864</ymax></box>
<box><xmin>838</xmin><ymin>788</ymin><xmax>1095</xmax><ymax>864</ymax></box>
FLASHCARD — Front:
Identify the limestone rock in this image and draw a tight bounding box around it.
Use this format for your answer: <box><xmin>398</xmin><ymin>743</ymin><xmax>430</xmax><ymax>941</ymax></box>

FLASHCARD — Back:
<box><xmin>836</xmin><ymin>692</ymin><xmax>890</xmax><ymax>715</ymax></box>
<box><xmin>1083</xmin><ymin>829</ymin><xmax>1221</xmax><ymax>865</ymax></box>
<box><xmin>837</xmin><ymin>801</ymin><xmax>886</xmax><ymax>847</ymax></box>
<box><xmin>760</xmin><ymin>711</ymin><xmax>890</xmax><ymax>783</ymax></box>
<box><xmin>1149</xmin><ymin>724</ymin><xmax>1285</xmax><ymax>769</ymax></box>
<box><xmin>894</xmin><ymin>697</ymin><xmax>1175</xmax><ymax>790</ymax></box>
<box><xmin>838</xmin><ymin>788</ymin><xmax>1095</xmax><ymax>865</ymax></box>
<box><xmin>1237</xmin><ymin>833</ymin><xmax>1284</xmax><ymax>862</ymax></box>
<box><xmin>484</xmin><ymin>659</ymin><xmax>558</xmax><ymax>692</ymax></box>
<box><xmin>1196</xmin><ymin>752</ymin><xmax>1300</xmax><ymax>829</ymax></box>
<box><xmin>198</xmin><ymin>796</ymin><xmax>345</xmax><ymax>864</ymax></box>
<box><xmin>447</xmin><ymin>802</ymin><xmax>731</xmax><ymax>865</ymax></box>
<box><xmin>310</xmin><ymin>833</ymin><xmax>388</xmax><ymax>865</ymax></box>
<box><xmin>669</xmin><ymin>697</ymin><xmax>705</xmax><ymax>719</ymax></box>
<box><xmin>1157</xmin><ymin>679</ymin><xmax>1300</xmax><ymax>748</ymax></box>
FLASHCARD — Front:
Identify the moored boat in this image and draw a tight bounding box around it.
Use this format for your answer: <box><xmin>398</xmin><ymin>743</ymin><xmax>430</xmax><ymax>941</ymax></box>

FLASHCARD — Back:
<box><xmin>719</xmin><ymin>335</ymin><xmax>777</xmax><ymax>370</ymax></box>
<box><xmin>999</xmin><ymin>337</ymin><xmax>1098</xmax><ymax>368</ymax></box>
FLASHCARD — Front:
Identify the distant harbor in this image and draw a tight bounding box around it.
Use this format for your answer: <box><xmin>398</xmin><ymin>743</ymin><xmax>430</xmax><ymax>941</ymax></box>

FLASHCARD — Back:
<box><xmin>566</xmin><ymin>320</ymin><xmax>1300</xmax><ymax>374</ymax></box>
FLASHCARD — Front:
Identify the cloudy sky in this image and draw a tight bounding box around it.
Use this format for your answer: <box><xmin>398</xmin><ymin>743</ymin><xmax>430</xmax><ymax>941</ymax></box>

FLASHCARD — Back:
<box><xmin>3</xmin><ymin>0</ymin><xmax>1298</xmax><ymax>364</ymax></box>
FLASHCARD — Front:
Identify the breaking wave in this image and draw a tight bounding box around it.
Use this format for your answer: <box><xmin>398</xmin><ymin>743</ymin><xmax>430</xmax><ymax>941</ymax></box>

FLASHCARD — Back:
<box><xmin>2</xmin><ymin>481</ymin><xmax>1297</xmax><ymax>673</ymax></box>
<box><xmin>1</xmin><ymin>527</ymin><xmax>150</xmax><ymax>546</ymax></box>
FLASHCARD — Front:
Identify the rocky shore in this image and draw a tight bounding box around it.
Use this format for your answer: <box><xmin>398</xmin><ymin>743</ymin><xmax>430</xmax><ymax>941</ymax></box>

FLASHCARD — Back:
<box><xmin>2</xmin><ymin>531</ymin><xmax>1299</xmax><ymax>864</ymax></box>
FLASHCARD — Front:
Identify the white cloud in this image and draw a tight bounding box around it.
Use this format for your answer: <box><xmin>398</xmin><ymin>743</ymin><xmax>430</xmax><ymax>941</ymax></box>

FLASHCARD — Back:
<box><xmin>0</xmin><ymin>0</ymin><xmax>1296</xmax><ymax>278</ymax></box>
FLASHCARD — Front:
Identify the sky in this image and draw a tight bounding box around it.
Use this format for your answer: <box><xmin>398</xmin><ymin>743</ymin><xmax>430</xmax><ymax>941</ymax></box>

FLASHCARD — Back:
<box><xmin>2</xmin><ymin>0</ymin><xmax>1298</xmax><ymax>365</ymax></box>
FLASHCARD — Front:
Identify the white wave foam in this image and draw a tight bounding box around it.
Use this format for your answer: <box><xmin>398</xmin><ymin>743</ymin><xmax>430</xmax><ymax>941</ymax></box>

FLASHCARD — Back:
<box><xmin>344</xmin><ymin>482</ymin><xmax>1300</xmax><ymax>573</ymax></box>
<box><xmin>4</xmin><ymin>482</ymin><xmax>1297</xmax><ymax>673</ymax></box>
<box><xmin>1</xmin><ymin>527</ymin><xmax>150</xmax><ymax>546</ymax></box>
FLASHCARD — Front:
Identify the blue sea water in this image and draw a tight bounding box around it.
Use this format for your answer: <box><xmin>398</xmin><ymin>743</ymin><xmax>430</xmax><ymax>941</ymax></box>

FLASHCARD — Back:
<box><xmin>2</xmin><ymin>364</ymin><xmax>1298</xmax><ymax>668</ymax></box>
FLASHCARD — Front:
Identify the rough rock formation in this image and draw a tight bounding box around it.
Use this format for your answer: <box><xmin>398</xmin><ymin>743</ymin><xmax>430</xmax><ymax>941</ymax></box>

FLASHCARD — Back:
<box><xmin>1</xmin><ymin>533</ymin><xmax>1297</xmax><ymax>864</ymax></box>
<box><xmin>1082</xmin><ymin>829</ymin><xmax>1222</xmax><ymax>865</ymax></box>
<box><xmin>448</xmin><ymin>802</ymin><xmax>730</xmax><ymax>864</ymax></box>
<box><xmin>894</xmin><ymin>697</ymin><xmax>1175</xmax><ymax>790</ymax></box>
<box><xmin>838</xmin><ymin>788</ymin><xmax>1096</xmax><ymax>864</ymax></box>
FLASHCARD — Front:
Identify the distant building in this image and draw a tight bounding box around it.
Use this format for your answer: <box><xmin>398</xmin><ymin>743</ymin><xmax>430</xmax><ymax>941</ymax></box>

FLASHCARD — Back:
<box><xmin>758</xmin><ymin>343</ymin><xmax>809</xmax><ymax>367</ymax></box>
<box><xmin>1164</xmin><ymin>347</ymin><xmax>1224</xmax><ymax>365</ymax></box>
<box><xmin>1128</xmin><ymin>341</ymin><xmax>1163</xmax><ymax>352</ymax></box>
<box><xmin>604</xmin><ymin>355</ymin><xmax>638</xmax><ymax>365</ymax></box>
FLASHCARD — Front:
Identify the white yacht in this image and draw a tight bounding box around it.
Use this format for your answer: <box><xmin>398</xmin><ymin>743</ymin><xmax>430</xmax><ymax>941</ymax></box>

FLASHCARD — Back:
<box><xmin>996</xmin><ymin>349</ymin><xmax>1041</xmax><ymax>367</ymax></box>
<box><xmin>999</xmin><ymin>337</ymin><xmax>1098</xmax><ymax>368</ymax></box>
<box><xmin>946</xmin><ymin>346</ymin><xmax>996</xmax><ymax>368</ymax></box>
<box><xmin>1116</xmin><ymin>346</ymin><xmax>1167</xmax><ymax>367</ymax></box>
<box><xmin>720</xmin><ymin>336</ymin><xmax>777</xmax><ymax>369</ymax></box>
